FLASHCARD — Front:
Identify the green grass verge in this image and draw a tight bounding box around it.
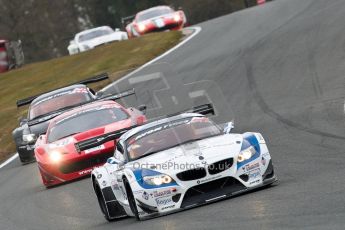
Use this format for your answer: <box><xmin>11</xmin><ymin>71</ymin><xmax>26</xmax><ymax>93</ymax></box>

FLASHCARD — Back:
<box><xmin>0</xmin><ymin>31</ymin><xmax>182</xmax><ymax>162</ymax></box>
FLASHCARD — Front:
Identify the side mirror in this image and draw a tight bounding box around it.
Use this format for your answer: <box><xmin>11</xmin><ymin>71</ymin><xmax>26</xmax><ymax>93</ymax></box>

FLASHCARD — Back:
<box><xmin>223</xmin><ymin>121</ymin><xmax>234</xmax><ymax>134</ymax></box>
<box><xmin>138</xmin><ymin>104</ymin><xmax>147</xmax><ymax>114</ymax></box>
<box><xmin>107</xmin><ymin>157</ymin><xmax>124</xmax><ymax>166</ymax></box>
<box><xmin>19</xmin><ymin>116</ymin><xmax>28</xmax><ymax>126</ymax></box>
<box><xmin>95</xmin><ymin>90</ymin><xmax>104</xmax><ymax>98</ymax></box>
<box><xmin>89</xmin><ymin>88</ymin><xmax>96</xmax><ymax>96</ymax></box>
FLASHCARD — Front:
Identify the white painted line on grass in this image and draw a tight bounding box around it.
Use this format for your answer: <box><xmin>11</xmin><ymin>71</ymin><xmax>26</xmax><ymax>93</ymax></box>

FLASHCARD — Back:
<box><xmin>101</xmin><ymin>26</ymin><xmax>202</xmax><ymax>91</ymax></box>
<box><xmin>0</xmin><ymin>153</ymin><xmax>18</xmax><ymax>169</ymax></box>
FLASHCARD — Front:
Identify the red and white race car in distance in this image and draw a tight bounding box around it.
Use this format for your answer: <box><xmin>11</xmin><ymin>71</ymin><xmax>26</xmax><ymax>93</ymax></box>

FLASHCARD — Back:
<box><xmin>126</xmin><ymin>6</ymin><xmax>187</xmax><ymax>38</ymax></box>
<box><xmin>34</xmin><ymin>100</ymin><xmax>147</xmax><ymax>187</ymax></box>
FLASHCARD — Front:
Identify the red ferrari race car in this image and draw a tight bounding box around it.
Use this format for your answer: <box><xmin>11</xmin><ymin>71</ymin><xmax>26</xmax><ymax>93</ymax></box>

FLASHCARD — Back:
<box><xmin>34</xmin><ymin>100</ymin><xmax>147</xmax><ymax>187</ymax></box>
<box><xmin>125</xmin><ymin>5</ymin><xmax>187</xmax><ymax>38</ymax></box>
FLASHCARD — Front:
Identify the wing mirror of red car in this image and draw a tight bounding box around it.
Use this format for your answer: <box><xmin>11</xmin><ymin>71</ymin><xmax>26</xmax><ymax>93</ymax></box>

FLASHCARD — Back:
<box><xmin>19</xmin><ymin>116</ymin><xmax>28</xmax><ymax>126</ymax></box>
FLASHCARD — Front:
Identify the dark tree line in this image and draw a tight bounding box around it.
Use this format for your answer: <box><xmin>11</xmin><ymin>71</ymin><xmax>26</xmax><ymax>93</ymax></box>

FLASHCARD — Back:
<box><xmin>0</xmin><ymin>0</ymin><xmax>258</xmax><ymax>63</ymax></box>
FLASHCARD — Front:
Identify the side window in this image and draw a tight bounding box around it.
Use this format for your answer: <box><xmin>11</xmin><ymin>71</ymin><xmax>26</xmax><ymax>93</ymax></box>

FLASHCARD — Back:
<box><xmin>114</xmin><ymin>141</ymin><xmax>125</xmax><ymax>162</ymax></box>
<box><xmin>116</xmin><ymin>142</ymin><xmax>124</xmax><ymax>154</ymax></box>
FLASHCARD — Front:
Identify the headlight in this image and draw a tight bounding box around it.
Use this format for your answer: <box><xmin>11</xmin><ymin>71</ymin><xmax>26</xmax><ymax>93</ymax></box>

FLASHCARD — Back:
<box><xmin>143</xmin><ymin>174</ymin><xmax>174</xmax><ymax>186</ymax></box>
<box><xmin>49</xmin><ymin>150</ymin><xmax>62</xmax><ymax>163</ymax></box>
<box><xmin>22</xmin><ymin>134</ymin><xmax>37</xmax><ymax>144</ymax></box>
<box><xmin>237</xmin><ymin>146</ymin><xmax>256</xmax><ymax>162</ymax></box>
<box><xmin>174</xmin><ymin>14</ymin><xmax>181</xmax><ymax>22</ymax></box>
<box><xmin>138</xmin><ymin>23</ymin><xmax>146</xmax><ymax>32</ymax></box>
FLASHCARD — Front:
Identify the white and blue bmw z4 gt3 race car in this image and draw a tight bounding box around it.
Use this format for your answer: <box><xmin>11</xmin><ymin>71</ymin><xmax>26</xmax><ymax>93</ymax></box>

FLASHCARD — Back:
<box><xmin>75</xmin><ymin>105</ymin><xmax>277</xmax><ymax>221</ymax></box>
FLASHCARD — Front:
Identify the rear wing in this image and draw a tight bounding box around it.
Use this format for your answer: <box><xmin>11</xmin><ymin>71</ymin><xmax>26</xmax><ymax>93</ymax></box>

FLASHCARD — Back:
<box><xmin>74</xmin><ymin>103</ymin><xmax>215</xmax><ymax>153</ymax></box>
<box><xmin>97</xmin><ymin>88</ymin><xmax>136</xmax><ymax>101</ymax></box>
<box><xmin>75</xmin><ymin>126</ymin><xmax>137</xmax><ymax>153</ymax></box>
<box><xmin>16</xmin><ymin>73</ymin><xmax>109</xmax><ymax>107</ymax></box>
<box><xmin>26</xmin><ymin>88</ymin><xmax>137</xmax><ymax>126</ymax></box>
<box><xmin>168</xmin><ymin>103</ymin><xmax>215</xmax><ymax>117</ymax></box>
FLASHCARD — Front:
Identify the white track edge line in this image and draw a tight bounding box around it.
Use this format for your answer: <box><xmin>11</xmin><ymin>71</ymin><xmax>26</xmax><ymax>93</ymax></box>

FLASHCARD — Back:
<box><xmin>101</xmin><ymin>26</ymin><xmax>202</xmax><ymax>91</ymax></box>
<box><xmin>0</xmin><ymin>153</ymin><xmax>18</xmax><ymax>169</ymax></box>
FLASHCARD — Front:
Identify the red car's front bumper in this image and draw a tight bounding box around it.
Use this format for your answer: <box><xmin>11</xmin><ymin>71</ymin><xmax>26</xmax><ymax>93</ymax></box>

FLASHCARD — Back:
<box><xmin>136</xmin><ymin>18</ymin><xmax>184</xmax><ymax>36</ymax></box>
<box><xmin>37</xmin><ymin>142</ymin><xmax>114</xmax><ymax>187</ymax></box>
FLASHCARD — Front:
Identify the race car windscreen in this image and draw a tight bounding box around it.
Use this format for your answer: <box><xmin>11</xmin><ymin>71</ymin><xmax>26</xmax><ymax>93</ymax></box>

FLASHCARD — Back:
<box><xmin>137</xmin><ymin>7</ymin><xmax>174</xmax><ymax>22</ymax></box>
<box><xmin>47</xmin><ymin>106</ymin><xmax>129</xmax><ymax>143</ymax></box>
<box><xmin>29</xmin><ymin>89</ymin><xmax>92</xmax><ymax>120</ymax></box>
<box><xmin>126</xmin><ymin>117</ymin><xmax>222</xmax><ymax>160</ymax></box>
<box><xmin>78</xmin><ymin>28</ymin><xmax>113</xmax><ymax>42</ymax></box>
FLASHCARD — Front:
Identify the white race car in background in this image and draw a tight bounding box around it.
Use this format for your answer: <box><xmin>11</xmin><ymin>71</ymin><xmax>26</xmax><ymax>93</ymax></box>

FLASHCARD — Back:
<box><xmin>76</xmin><ymin>104</ymin><xmax>277</xmax><ymax>221</ymax></box>
<box><xmin>67</xmin><ymin>26</ymin><xmax>128</xmax><ymax>55</ymax></box>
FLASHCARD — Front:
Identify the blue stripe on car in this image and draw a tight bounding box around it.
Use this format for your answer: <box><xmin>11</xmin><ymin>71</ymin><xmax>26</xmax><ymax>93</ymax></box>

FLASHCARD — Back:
<box><xmin>237</xmin><ymin>133</ymin><xmax>261</xmax><ymax>168</ymax></box>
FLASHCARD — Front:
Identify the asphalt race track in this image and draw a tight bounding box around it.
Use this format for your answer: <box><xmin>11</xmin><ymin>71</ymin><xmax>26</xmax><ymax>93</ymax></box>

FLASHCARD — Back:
<box><xmin>1</xmin><ymin>0</ymin><xmax>345</xmax><ymax>229</ymax></box>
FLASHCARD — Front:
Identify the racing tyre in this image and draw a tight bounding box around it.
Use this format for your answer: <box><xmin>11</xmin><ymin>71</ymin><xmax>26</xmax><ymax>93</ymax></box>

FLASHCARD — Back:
<box><xmin>93</xmin><ymin>180</ymin><xmax>112</xmax><ymax>221</ymax></box>
<box><xmin>18</xmin><ymin>152</ymin><xmax>35</xmax><ymax>165</ymax></box>
<box><xmin>123</xmin><ymin>178</ymin><xmax>140</xmax><ymax>220</ymax></box>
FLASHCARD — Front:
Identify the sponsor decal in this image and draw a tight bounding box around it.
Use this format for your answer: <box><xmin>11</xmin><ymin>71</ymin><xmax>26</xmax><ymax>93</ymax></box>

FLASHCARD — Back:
<box><xmin>161</xmin><ymin>205</ymin><xmax>175</xmax><ymax>210</ymax></box>
<box><xmin>33</xmin><ymin>90</ymin><xmax>78</xmax><ymax>106</ymax></box>
<box><xmin>153</xmin><ymin>189</ymin><xmax>172</xmax><ymax>198</ymax></box>
<box><xmin>112</xmin><ymin>184</ymin><xmax>120</xmax><ymax>190</ymax></box>
<box><xmin>248</xmin><ymin>168</ymin><xmax>261</xmax><ymax>180</ymax></box>
<box><xmin>245</xmin><ymin>162</ymin><xmax>260</xmax><ymax>172</ymax></box>
<box><xmin>72</xmin><ymin>88</ymin><xmax>88</xmax><ymax>94</ymax></box>
<box><xmin>142</xmin><ymin>191</ymin><xmax>149</xmax><ymax>200</ymax></box>
<box><xmin>249</xmin><ymin>179</ymin><xmax>261</xmax><ymax>185</ymax></box>
<box><xmin>261</xmin><ymin>157</ymin><xmax>266</xmax><ymax>166</ymax></box>
<box><xmin>197</xmin><ymin>175</ymin><xmax>222</xmax><ymax>184</ymax></box>
<box><xmin>134</xmin><ymin>119</ymin><xmax>190</xmax><ymax>141</ymax></box>
<box><xmin>84</xmin><ymin>144</ymin><xmax>105</xmax><ymax>154</ymax></box>
<box><xmin>156</xmin><ymin>197</ymin><xmax>173</xmax><ymax>207</ymax></box>
<box><xmin>79</xmin><ymin>168</ymin><xmax>92</xmax><ymax>175</ymax></box>
<box><xmin>55</xmin><ymin>105</ymin><xmax>118</xmax><ymax>125</ymax></box>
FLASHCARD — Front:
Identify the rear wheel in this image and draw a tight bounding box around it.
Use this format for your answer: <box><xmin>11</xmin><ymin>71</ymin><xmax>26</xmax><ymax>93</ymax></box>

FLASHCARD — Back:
<box><xmin>123</xmin><ymin>178</ymin><xmax>140</xmax><ymax>220</ymax></box>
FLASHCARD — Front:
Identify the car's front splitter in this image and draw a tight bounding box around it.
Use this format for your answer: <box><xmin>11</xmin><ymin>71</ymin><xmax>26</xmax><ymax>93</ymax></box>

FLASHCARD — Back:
<box><xmin>137</xmin><ymin>175</ymin><xmax>277</xmax><ymax>220</ymax></box>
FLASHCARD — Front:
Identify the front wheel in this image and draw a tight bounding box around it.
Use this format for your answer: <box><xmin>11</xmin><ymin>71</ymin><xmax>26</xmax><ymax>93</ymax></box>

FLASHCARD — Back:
<box><xmin>93</xmin><ymin>180</ymin><xmax>112</xmax><ymax>221</ymax></box>
<box><xmin>123</xmin><ymin>178</ymin><xmax>140</xmax><ymax>220</ymax></box>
